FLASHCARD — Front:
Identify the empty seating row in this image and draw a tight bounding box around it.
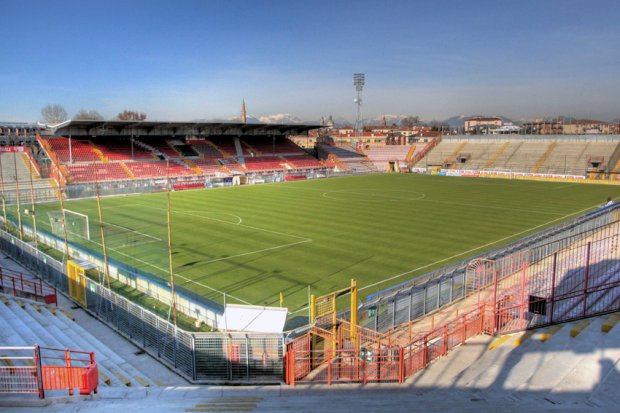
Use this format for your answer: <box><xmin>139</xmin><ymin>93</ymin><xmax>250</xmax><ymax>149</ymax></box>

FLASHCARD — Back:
<box><xmin>244</xmin><ymin>156</ymin><xmax>288</xmax><ymax>171</ymax></box>
<box><xmin>46</xmin><ymin>137</ymin><xmax>100</xmax><ymax>162</ymax></box>
<box><xmin>66</xmin><ymin>163</ymin><xmax>130</xmax><ymax>182</ymax></box>
<box><xmin>286</xmin><ymin>155</ymin><xmax>323</xmax><ymax>169</ymax></box>
<box><xmin>124</xmin><ymin>161</ymin><xmax>196</xmax><ymax>179</ymax></box>
<box><xmin>243</xmin><ymin>136</ymin><xmax>305</xmax><ymax>155</ymax></box>
<box><xmin>94</xmin><ymin>139</ymin><xmax>153</xmax><ymax>161</ymax></box>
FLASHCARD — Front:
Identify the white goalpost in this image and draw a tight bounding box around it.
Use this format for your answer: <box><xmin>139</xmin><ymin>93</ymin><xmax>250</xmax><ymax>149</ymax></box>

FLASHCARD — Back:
<box><xmin>48</xmin><ymin>209</ymin><xmax>90</xmax><ymax>240</ymax></box>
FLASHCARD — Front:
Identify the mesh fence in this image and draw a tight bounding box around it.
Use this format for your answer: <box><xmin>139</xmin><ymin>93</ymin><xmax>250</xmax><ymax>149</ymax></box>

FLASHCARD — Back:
<box><xmin>0</xmin><ymin>229</ymin><xmax>284</xmax><ymax>384</ymax></box>
<box><xmin>360</xmin><ymin>204</ymin><xmax>620</xmax><ymax>332</ymax></box>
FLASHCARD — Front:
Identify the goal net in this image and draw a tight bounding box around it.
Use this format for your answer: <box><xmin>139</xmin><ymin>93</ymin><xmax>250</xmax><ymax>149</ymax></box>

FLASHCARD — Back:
<box><xmin>48</xmin><ymin>209</ymin><xmax>90</xmax><ymax>240</ymax></box>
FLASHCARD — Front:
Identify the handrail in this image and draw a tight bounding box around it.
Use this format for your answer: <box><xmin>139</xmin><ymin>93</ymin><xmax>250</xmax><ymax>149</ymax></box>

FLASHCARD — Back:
<box><xmin>0</xmin><ymin>345</ymin><xmax>98</xmax><ymax>398</ymax></box>
<box><xmin>0</xmin><ymin>267</ymin><xmax>57</xmax><ymax>305</ymax></box>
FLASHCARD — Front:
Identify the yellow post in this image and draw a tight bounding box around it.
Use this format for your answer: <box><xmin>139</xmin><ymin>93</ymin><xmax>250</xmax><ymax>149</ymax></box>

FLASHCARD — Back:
<box><xmin>279</xmin><ymin>291</ymin><xmax>284</xmax><ymax>307</ymax></box>
<box><xmin>350</xmin><ymin>279</ymin><xmax>358</xmax><ymax>344</ymax></box>
<box><xmin>310</xmin><ymin>294</ymin><xmax>315</xmax><ymax>324</ymax></box>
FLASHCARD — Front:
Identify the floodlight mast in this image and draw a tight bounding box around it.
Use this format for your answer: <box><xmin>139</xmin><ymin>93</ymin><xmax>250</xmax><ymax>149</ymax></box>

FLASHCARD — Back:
<box><xmin>353</xmin><ymin>73</ymin><xmax>365</xmax><ymax>138</ymax></box>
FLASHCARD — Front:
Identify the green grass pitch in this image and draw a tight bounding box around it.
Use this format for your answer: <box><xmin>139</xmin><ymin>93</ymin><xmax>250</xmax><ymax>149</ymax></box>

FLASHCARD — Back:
<box><xmin>26</xmin><ymin>174</ymin><xmax>620</xmax><ymax>314</ymax></box>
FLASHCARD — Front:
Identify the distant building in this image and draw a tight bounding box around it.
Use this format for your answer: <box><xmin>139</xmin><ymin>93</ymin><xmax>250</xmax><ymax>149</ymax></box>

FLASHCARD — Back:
<box><xmin>562</xmin><ymin>119</ymin><xmax>609</xmax><ymax>135</ymax></box>
<box><xmin>522</xmin><ymin>119</ymin><xmax>563</xmax><ymax>135</ymax></box>
<box><xmin>491</xmin><ymin>124</ymin><xmax>521</xmax><ymax>134</ymax></box>
<box><xmin>464</xmin><ymin>116</ymin><xmax>502</xmax><ymax>133</ymax></box>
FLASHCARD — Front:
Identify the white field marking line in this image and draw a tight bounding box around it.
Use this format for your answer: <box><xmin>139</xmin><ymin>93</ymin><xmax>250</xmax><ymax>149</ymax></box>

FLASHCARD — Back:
<box><xmin>199</xmin><ymin>239</ymin><xmax>312</xmax><ymax>265</ymax></box>
<box><xmin>322</xmin><ymin>189</ymin><xmax>426</xmax><ymax>202</ymax></box>
<box><xmin>418</xmin><ymin>198</ymin><xmax>565</xmax><ymax>216</ymax></box>
<box><xmin>184</xmin><ymin>210</ymin><xmax>243</xmax><ymax>225</ymax></box>
<box><xmin>58</xmin><ymin>204</ymin><xmax>163</xmax><ymax>241</ymax></box>
<box><xmin>103</xmin><ymin>221</ymin><xmax>162</xmax><ymax>242</ymax></box>
<box><xmin>132</xmin><ymin>202</ymin><xmax>313</xmax><ymax>242</ymax></box>
<box><xmin>101</xmin><ymin>243</ymin><xmax>253</xmax><ymax>305</ymax></box>
<box><xmin>359</xmin><ymin>201</ymin><xmax>609</xmax><ymax>292</ymax></box>
<box><xmin>45</xmin><ymin>209</ymin><xmax>252</xmax><ymax>304</ymax></box>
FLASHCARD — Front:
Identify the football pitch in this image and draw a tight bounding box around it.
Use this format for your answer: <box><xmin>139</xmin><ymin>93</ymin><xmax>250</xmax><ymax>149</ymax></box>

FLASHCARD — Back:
<box><xmin>28</xmin><ymin>174</ymin><xmax>620</xmax><ymax>313</ymax></box>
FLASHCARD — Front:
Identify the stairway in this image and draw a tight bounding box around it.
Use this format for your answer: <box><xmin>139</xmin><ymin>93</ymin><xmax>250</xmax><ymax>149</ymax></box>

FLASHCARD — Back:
<box><xmin>0</xmin><ymin>295</ymin><xmax>160</xmax><ymax>388</ymax></box>
<box><xmin>531</xmin><ymin>142</ymin><xmax>557</xmax><ymax>173</ymax></box>
<box><xmin>119</xmin><ymin>162</ymin><xmax>136</xmax><ymax>179</ymax></box>
<box><xmin>483</xmin><ymin>142</ymin><xmax>510</xmax><ymax>170</ymax></box>
<box><xmin>408</xmin><ymin>314</ymin><xmax>620</xmax><ymax>406</ymax></box>
<box><xmin>443</xmin><ymin>142</ymin><xmax>467</xmax><ymax>167</ymax></box>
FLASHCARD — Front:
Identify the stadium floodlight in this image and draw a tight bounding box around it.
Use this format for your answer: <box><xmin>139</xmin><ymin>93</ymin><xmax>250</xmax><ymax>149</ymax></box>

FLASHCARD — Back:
<box><xmin>353</xmin><ymin>73</ymin><xmax>365</xmax><ymax>137</ymax></box>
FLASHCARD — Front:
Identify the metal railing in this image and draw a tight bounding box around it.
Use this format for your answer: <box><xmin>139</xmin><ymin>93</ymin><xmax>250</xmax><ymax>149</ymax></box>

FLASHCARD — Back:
<box><xmin>359</xmin><ymin>203</ymin><xmax>620</xmax><ymax>332</ymax></box>
<box><xmin>0</xmin><ymin>345</ymin><xmax>98</xmax><ymax>399</ymax></box>
<box><xmin>0</xmin><ymin>267</ymin><xmax>57</xmax><ymax>305</ymax></box>
<box><xmin>0</xmin><ymin>228</ymin><xmax>285</xmax><ymax>384</ymax></box>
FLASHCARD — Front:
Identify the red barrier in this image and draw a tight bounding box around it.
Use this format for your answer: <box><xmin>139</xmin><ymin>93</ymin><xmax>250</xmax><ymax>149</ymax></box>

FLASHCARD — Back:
<box><xmin>284</xmin><ymin>174</ymin><xmax>307</xmax><ymax>181</ymax></box>
<box><xmin>173</xmin><ymin>182</ymin><xmax>204</xmax><ymax>191</ymax></box>
<box><xmin>0</xmin><ymin>345</ymin><xmax>97</xmax><ymax>398</ymax></box>
<box><xmin>0</xmin><ymin>267</ymin><xmax>57</xmax><ymax>305</ymax></box>
<box><xmin>38</xmin><ymin>347</ymin><xmax>98</xmax><ymax>397</ymax></box>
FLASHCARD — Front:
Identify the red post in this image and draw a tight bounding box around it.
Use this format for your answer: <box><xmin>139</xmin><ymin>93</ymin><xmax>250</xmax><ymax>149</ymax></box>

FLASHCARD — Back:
<box><xmin>362</xmin><ymin>350</ymin><xmax>367</xmax><ymax>385</ymax></box>
<box><xmin>34</xmin><ymin>345</ymin><xmax>44</xmax><ymax>399</ymax></box>
<box><xmin>549</xmin><ymin>252</ymin><xmax>557</xmax><ymax>324</ymax></box>
<box><xmin>582</xmin><ymin>242</ymin><xmax>591</xmax><ymax>318</ymax></box>
<box><xmin>422</xmin><ymin>335</ymin><xmax>428</xmax><ymax>368</ymax></box>
<box><xmin>461</xmin><ymin>314</ymin><xmax>467</xmax><ymax>344</ymax></box>
<box><xmin>65</xmin><ymin>349</ymin><xmax>73</xmax><ymax>396</ymax></box>
<box><xmin>20</xmin><ymin>273</ymin><xmax>24</xmax><ymax>291</ymax></box>
<box><xmin>492</xmin><ymin>270</ymin><xmax>498</xmax><ymax>335</ymax></box>
<box><xmin>443</xmin><ymin>325</ymin><xmax>448</xmax><ymax>355</ymax></box>
<box><xmin>520</xmin><ymin>262</ymin><xmax>527</xmax><ymax>330</ymax></box>
<box><xmin>327</xmin><ymin>351</ymin><xmax>332</xmax><ymax>385</ymax></box>
<box><xmin>11</xmin><ymin>277</ymin><xmax>16</xmax><ymax>297</ymax></box>
<box><xmin>398</xmin><ymin>347</ymin><xmax>405</xmax><ymax>384</ymax></box>
<box><xmin>289</xmin><ymin>351</ymin><xmax>296</xmax><ymax>386</ymax></box>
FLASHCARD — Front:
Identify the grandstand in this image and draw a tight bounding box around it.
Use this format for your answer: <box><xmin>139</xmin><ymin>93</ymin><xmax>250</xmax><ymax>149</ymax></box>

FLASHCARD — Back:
<box><xmin>33</xmin><ymin>121</ymin><xmax>327</xmax><ymax>184</ymax></box>
<box><xmin>5</xmin><ymin>120</ymin><xmax>620</xmax><ymax>409</ymax></box>
<box><xmin>413</xmin><ymin>136</ymin><xmax>620</xmax><ymax>176</ymax></box>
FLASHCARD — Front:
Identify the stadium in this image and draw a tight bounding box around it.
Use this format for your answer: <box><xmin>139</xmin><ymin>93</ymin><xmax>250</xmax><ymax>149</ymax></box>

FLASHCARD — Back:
<box><xmin>2</xmin><ymin>117</ymin><xmax>620</xmax><ymax>412</ymax></box>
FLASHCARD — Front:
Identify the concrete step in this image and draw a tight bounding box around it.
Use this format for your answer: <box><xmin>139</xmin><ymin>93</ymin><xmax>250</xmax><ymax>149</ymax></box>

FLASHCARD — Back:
<box><xmin>408</xmin><ymin>335</ymin><xmax>493</xmax><ymax>388</ymax></box>
<box><xmin>515</xmin><ymin>318</ymin><xmax>606</xmax><ymax>396</ymax></box>
<box><xmin>48</xmin><ymin>306</ymin><xmax>158</xmax><ymax>388</ymax></box>
<box><xmin>42</xmin><ymin>304</ymin><xmax>158</xmax><ymax>388</ymax></box>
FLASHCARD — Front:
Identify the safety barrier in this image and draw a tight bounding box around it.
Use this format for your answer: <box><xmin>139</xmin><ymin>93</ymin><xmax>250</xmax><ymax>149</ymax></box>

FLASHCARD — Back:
<box><xmin>0</xmin><ymin>345</ymin><xmax>98</xmax><ymax>398</ymax></box>
<box><xmin>361</xmin><ymin>203</ymin><xmax>620</xmax><ymax>333</ymax></box>
<box><xmin>286</xmin><ymin>217</ymin><xmax>620</xmax><ymax>385</ymax></box>
<box><xmin>0</xmin><ymin>267</ymin><xmax>57</xmax><ymax>305</ymax></box>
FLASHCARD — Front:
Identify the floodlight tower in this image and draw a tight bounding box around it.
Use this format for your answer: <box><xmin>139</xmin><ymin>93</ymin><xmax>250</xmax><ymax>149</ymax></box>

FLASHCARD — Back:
<box><xmin>353</xmin><ymin>73</ymin><xmax>365</xmax><ymax>138</ymax></box>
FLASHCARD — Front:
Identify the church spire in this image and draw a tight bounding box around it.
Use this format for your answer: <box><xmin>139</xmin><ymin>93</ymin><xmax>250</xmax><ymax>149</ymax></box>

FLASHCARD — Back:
<box><xmin>241</xmin><ymin>99</ymin><xmax>247</xmax><ymax>124</ymax></box>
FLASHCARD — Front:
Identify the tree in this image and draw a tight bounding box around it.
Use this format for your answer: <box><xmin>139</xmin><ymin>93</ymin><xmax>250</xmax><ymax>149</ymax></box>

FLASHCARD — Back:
<box><xmin>400</xmin><ymin>116</ymin><xmax>420</xmax><ymax>129</ymax></box>
<box><xmin>116</xmin><ymin>110</ymin><xmax>147</xmax><ymax>121</ymax></box>
<box><xmin>74</xmin><ymin>109</ymin><xmax>104</xmax><ymax>120</ymax></box>
<box><xmin>41</xmin><ymin>104</ymin><xmax>68</xmax><ymax>124</ymax></box>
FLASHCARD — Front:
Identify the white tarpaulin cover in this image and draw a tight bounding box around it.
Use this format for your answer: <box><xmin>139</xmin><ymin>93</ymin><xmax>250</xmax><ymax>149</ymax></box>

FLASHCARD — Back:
<box><xmin>220</xmin><ymin>304</ymin><xmax>288</xmax><ymax>333</ymax></box>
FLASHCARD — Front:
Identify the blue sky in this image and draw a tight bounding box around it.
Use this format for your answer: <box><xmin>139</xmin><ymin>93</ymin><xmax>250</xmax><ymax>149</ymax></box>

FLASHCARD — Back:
<box><xmin>1</xmin><ymin>0</ymin><xmax>619</xmax><ymax>123</ymax></box>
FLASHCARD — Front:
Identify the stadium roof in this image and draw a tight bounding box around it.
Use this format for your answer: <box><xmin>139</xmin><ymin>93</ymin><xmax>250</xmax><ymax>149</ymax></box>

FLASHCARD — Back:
<box><xmin>48</xmin><ymin>120</ymin><xmax>320</xmax><ymax>137</ymax></box>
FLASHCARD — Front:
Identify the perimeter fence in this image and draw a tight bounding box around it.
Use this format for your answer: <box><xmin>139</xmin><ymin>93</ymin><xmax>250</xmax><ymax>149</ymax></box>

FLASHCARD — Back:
<box><xmin>0</xmin><ymin>228</ymin><xmax>284</xmax><ymax>384</ymax></box>
<box><xmin>359</xmin><ymin>203</ymin><xmax>620</xmax><ymax>332</ymax></box>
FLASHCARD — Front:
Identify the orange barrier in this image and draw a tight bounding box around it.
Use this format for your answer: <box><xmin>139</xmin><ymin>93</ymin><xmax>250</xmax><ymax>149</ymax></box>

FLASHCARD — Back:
<box><xmin>0</xmin><ymin>345</ymin><xmax>98</xmax><ymax>398</ymax></box>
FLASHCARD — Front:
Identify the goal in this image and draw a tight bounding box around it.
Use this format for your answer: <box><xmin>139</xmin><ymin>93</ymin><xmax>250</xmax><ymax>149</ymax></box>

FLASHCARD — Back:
<box><xmin>47</xmin><ymin>209</ymin><xmax>90</xmax><ymax>240</ymax></box>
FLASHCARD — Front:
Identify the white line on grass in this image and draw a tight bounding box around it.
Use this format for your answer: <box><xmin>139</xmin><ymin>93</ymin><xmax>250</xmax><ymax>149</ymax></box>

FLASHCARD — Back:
<box><xmin>133</xmin><ymin>202</ymin><xmax>313</xmax><ymax>242</ymax></box>
<box><xmin>199</xmin><ymin>240</ymin><xmax>312</xmax><ymax>264</ymax></box>
<box><xmin>103</xmin><ymin>221</ymin><xmax>162</xmax><ymax>242</ymax></box>
<box><xmin>359</xmin><ymin>201</ymin><xmax>608</xmax><ymax>292</ymax></box>
<box><xmin>101</xmin><ymin>243</ymin><xmax>254</xmax><ymax>305</ymax></box>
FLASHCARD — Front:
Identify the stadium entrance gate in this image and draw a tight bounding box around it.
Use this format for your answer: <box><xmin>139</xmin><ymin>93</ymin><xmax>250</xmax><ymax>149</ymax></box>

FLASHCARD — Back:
<box><xmin>285</xmin><ymin>279</ymin><xmax>405</xmax><ymax>385</ymax></box>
